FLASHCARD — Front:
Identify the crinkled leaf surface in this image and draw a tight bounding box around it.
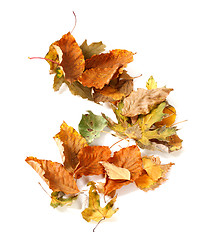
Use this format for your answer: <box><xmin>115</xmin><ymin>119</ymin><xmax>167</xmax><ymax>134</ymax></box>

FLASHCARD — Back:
<box><xmin>74</xmin><ymin>146</ymin><xmax>111</xmax><ymax>179</ymax></box>
<box><xmin>54</xmin><ymin>121</ymin><xmax>88</xmax><ymax>173</ymax></box>
<box><xmin>104</xmin><ymin>145</ymin><xmax>143</xmax><ymax>195</ymax></box>
<box><xmin>25</xmin><ymin>157</ymin><xmax>79</xmax><ymax>195</ymax></box>
<box><xmin>122</xmin><ymin>87</ymin><xmax>173</xmax><ymax>117</ymax></box>
<box><xmin>78</xmin><ymin>111</ymin><xmax>107</xmax><ymax>143</ymax></box>
<box><xmin>81</xmin><ymin>182</ymin><xmax>118</xmax><ymax>223</ymax></box>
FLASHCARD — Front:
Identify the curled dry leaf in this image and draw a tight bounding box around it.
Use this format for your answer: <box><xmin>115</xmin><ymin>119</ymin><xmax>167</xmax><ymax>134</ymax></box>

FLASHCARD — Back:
<box><xmin>53</xmin><ymin>32</ymin><xmax>85</xmax><ymax>83</ymax></box>
<box><xmin>122</xmin><ymin>87</ymin><xmax>173</xmax><ymax>117</ymax></box>
<box><xmin>54</xmin><ymin>121</ymin><xmax>88</xmax><ymax>174</ymax></box>
<box><xmin>25</xmin><ymin>157</ymin><xmax>79</xmax><ymax>195</ymax></box>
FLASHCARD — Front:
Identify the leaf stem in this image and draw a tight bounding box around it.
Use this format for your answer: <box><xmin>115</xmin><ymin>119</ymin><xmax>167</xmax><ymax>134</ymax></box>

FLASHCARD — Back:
<box><xmin>28</xmin><ymin>57</ymin><xmax>61</xmax><ymax>65</ymax></box>
<box><xmin>93</xmin><ymin>217</ymin><xmax>105</xmax><ymax>232</ymax></box>
<box><xmin>70</xmin><ymin>11</ymin><xmax>77</xmax><ymax>34</ymax></box>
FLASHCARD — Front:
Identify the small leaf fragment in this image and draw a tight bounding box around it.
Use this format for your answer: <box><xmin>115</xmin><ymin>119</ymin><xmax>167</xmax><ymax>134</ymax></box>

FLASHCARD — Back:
<box><xmin>78</xmin><ymin>111</ymin><xmax>107</xmax><ymax>143</ymax></box>
<box><xmin>50</xmin><ymin>191</ymin><xmax>78</xmax><ymax>208</ymax></box>
<box><xmin>146</xmin><ymin>76</ymin><xmax>157</xmax><ymax>90</ymax></box>
<box><xmin>100</xmin><ymin>161</ymin><xmax>131</xmax><ymax>180</ymax></box>
<box><xmin>80</xmin><ymin>40</ymin><xmax>106</xmax><ymax>59</ymax></box>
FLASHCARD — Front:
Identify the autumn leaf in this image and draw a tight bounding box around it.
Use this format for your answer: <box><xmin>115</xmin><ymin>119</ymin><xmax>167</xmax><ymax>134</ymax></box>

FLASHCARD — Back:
<box><xmin>135</xmin><ymin>156</ymin><xmax>174</xmax><ymax>191</ymax></box>
<box><xmin>78</xmin><ymin>111</ymin><xmax>107</xmax><ymax>143</ymax></box>
<box><xmin>81</xmin><ymin>181</ymin><xmax>118</xmax><ymax>228</ymax></box>
<box><xmin>100</xmin><ymin>161</ymin><xmax>131</xmax><ymax>180</ymax></box>
<box><xmin>54</xmin><ymin>121</ymin><xmax>88</xmax><ymax>174</ymax></box>
<box><xmin>74</xmin><ymin>146</ymin><xmax>111</xmax><ymax>179</ymax></box>
<box><xmin>93</xmin><ymin>70</ymin><xmax>134</xmax><ymax>103</ymax></box>
<box><xmin>122</xmin><ymin>87</ymin><xmax>173</xmax><ymax>117</ymax></box>
<box><xmin>25</xmin><ymin>157</ymin><xmax>79</xmax><ymax>195</ymax></box>
<box><xmin>78</xmin><ymin>49</ymin><xmax>134</xmax><ymax>89</ymax></box>
<box><xmin>146</xmin><ymin>76</ymin><xmax>157</xmax><ymax>90</ymax></box>
<box><xmin>50</xmin><ymin>191</ymin><xmax>78</xmax><ymax>208</ymax></box>
<box><xmin>80</xmin><ymin>40</ymin><xmax>106</xmax><ymax>59</ymax></box>
<box><xmin>53</xmin><ymin>32</ymin><xmax>85</xmax><ymax>83</ymax></box>
<box><xmin>155</xmin><ymin>105</ymin><xmax>176</xmax><ymax>127</ymax></box>
<box><xmin>104</xmin><ymin>145</ymin><xmax>143</xmax><ymax>195</ymax></box>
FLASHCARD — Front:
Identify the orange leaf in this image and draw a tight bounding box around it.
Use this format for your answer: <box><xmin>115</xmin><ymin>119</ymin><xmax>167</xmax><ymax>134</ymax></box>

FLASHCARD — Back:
<box><xmin>104</xmin><ymin>145</ymin><xmax>143</xmax><ymax>195</ymax></box>
<box><xmin>78</xmin><ymin>49</ymin><xmax>134</xmax><ymax>89</ymax></box>
<box><xmin>53</xmin><ymin>32</ymin><xmax>85</xmax><ymax>83</ymax></box>
<box><xmin>54</xmin><ymin>121</ymin><xmax>88</xmax><ymax>174</ymax></box>
<box><xmin>74</xmin><ymin>146</ymin><xmax>111</xmax><ymax>179</ymax></box>
<box><xmin>155</xmin><ymin>105</ymin><xmax>176</xmax><ymax>127</ymax></box>
<box><xmin>25</xmin><ymin>157</ymin><xmax>79</xmax><ymax>195</ymax></box>
<box><xmin>135</xmin><ymin>156</ymin><xmax>174</xmax><ymax>191</ymax></box>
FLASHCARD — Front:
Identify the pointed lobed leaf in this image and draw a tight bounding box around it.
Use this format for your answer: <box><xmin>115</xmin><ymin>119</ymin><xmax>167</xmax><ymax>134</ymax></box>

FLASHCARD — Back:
<box><xmin>54</xmin><ymin>121</ymin><xmax>88</xmax><ymax>174</ymax></box>
<box><xmin>80</xmin><ymin>40</ymin><xmax>106</xmax><ymax>59</ymax></box>
<box><xmin>74</xmin><ymin>146</ymin><xmax>111</xmax><ymax>179</ymax></box>
<box><xmin>135</xmin><ymin>156</ymin><xmax>174</xmax><ymax>191</ymax></box>
<box><xmin>25</xmin><ymin>157</ymin><xmax>79</xmax><ymax>195</ymax></box>
<box><xmin>81</xmin><ymin>181</ymin><xmax>118</xmax><ymax>223</ymax></box>
<box><xmin>78</xmin><ymin>111</ymin><xmax>107</xmax><ymax>144</ymax></box>
<box><xmin>146</xmin><ymin>76</ymin><xmax>157</xmax><ymax>90</ymax></box>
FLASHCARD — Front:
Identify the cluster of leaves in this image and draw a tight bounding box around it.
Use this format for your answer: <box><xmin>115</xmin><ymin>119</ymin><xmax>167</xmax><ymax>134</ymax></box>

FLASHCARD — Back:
<box><xmin>25</xmin><ymin>122</ymin><xmax>175</xmax><ymax>229</ymax></box>
<box><xmin>26</xmin><ymin>29</ymin><xmax>183</xmax><ymax>231</ymax></box>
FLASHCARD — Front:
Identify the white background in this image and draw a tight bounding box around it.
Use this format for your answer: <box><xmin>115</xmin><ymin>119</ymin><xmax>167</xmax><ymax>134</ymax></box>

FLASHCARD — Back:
<box><xmin>1</xmin><ymin>0</ymin><xmax>199</xmax><ymax>239</ymax></box>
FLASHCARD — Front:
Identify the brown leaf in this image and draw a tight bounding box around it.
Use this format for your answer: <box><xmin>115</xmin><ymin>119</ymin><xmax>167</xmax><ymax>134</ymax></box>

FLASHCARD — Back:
<box><xmin>104</xmin><ymin>145</ymin><xmax>143</xmax><ymax>195</ymax></box>
<box><xmin>122</xmin><ymin>87</ymin><xmax>173</xmax><ymax>117</ymax></box>
<box><xmin>74</xmin><ymin>146</ymin><xmax>111</xmax><ymax>179</ymax></box>
<box><xmin>25</xmin><ymin>157</ymin><xmax>79</xmax><ymax>195</ymax></box>
<box><xmin>53</xmin><ymin>32</ymin><xmax>85</xmax><ymax>83</ymax></box>
<box><xmin>54</xmin><ymin>121</ymin><xmax>88</xmax><ymax>174</ymax></box>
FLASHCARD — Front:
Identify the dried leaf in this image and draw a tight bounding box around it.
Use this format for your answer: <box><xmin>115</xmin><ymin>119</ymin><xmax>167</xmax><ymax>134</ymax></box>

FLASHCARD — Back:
<box><xmin>146</xmin><ymin>76</ymin><xmax>157</xmax><ymax>90</ymax></box>
<box><xmin>80</xmin><ymin>40</ymin><xmax>106</xmax><ymax>59</ymax></box>
<box><xmin>135</xmin><ymin>156</ymin><xmax>174</xmax><ymax>191</ymax></box>
<box><xmin>104</xmin><ymin>145</ymin><xmax>143</xmax><ymax>195</ymax></box>
<box><xmin>93</xmin><ymin>73</ymin><xmax>134</xmax><ymax>103</ymax></box>
<box><xmin>78</xmin><ymin>111</ymin><xmax>107</xmax><ymax>143</ymax></box>
<box><xmin>50</xmin><ymin>191</ymin><xmax>78</xmax><ymax>208</ymax></box>
<box><xmin>122</xmin><ymin>87</ymin><xmax>173</xmax><ymax>117</ymax></box>
<box><xmin>54</xmin><ymin>121</ymin><xmax>88</xmax><ymax>174</ymax></box>
<box><xmin>100</xmin><ymin>161</ymin><xmax>131</xmax><ymax>180</ymax></box>
<box><xmin>53</xmin><ymin>32</ymin><xmax>85</xmax><ymax>83</ymax></box>
<box><xmin>155</xmin><ymin>105</ymin><xmax>176</xmax><ymax>127</ymax></box>
<box><xmin>25</xmin><ymin>157</ymin><xmax>79</xmax><ymax>195</ymax></box>
<box><xmin>74</xmin><ymin>146</ymin><xmax>111</xmax><ymax>179</ymax></box>
<box><xmin>81</xmin><ymin>182</ymin><xmax>118</xmax><ymax>224</ymax></box>
<box><xmin>78</xmin><ymin>50</ymin><xmax>134</xmax><ymax>89</ymax></box>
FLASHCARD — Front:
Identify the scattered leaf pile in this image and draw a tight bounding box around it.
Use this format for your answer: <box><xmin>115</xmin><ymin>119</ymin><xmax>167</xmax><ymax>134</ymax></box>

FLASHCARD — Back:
<box><xmin>27</xmin><ymin>22</ymin><xmax>183</xmax><ymax>231</ymax></box>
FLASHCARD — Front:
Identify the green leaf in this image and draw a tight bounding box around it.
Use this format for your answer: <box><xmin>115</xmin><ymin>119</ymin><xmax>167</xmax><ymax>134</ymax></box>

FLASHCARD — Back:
<box><xmin>78</xmin><ymin>111</ymin><xmax>107</xmax><ymax>144</ymax></box>
<box><xmin>80</xmin><ymin>40</ymin><xmax>106</xmax><ymax>59</ymax></box>
<box><xmin>50</xmin><ymin>191</ymin><xmax>78</xmax><ymax>208</ymax></box>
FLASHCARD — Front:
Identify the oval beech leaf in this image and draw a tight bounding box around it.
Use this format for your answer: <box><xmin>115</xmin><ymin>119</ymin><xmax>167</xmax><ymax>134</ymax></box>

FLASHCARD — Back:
<box><xmin>25</xmin><ymin>157</ymin><xmax>79</xmax><ymax>195</ymax></box>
